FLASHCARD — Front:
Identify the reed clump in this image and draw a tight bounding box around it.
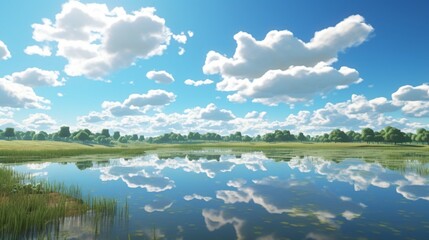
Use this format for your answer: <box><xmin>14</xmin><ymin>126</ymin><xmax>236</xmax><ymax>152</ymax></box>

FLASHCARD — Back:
<box><xmin>0</xmin><ymin>167</ymin><xmax>118</xmax><ymax>239</ymax></box>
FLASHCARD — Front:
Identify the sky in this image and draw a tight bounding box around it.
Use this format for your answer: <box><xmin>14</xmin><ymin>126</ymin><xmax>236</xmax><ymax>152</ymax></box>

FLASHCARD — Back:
<box><xmin>0</xmin><ymin>0</ymin><xmax>428</xmax><ymax>136</ymax></box>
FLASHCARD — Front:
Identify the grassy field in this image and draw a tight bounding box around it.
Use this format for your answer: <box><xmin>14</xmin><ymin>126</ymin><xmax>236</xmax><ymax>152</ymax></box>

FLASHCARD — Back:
<box><xmin>0</xmin><ymin>140</ymin><xmax>427</xmax><ymax>163</ymax></box>
<box><xmin>0</xmin><ymin>140</ymin><xmax>151</xmax><ymax>162</ymax></box>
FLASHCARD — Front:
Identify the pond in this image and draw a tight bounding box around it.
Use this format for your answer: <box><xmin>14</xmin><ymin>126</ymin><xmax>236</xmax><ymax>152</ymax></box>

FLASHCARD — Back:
<box><xmin>9</xmin><ymin>149</ymin><xmax>429</xmax><ymax>239</ymax></box>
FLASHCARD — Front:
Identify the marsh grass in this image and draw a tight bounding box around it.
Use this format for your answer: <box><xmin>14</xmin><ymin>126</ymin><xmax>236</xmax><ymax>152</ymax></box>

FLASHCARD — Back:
<box><xmin>0</xmin><ymin>167</ymin><xmax>123</xmax><ymax>239</ymax></box>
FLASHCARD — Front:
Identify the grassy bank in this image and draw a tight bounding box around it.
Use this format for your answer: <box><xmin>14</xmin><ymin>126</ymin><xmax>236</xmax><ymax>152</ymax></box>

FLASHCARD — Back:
<box><xmin>0</xmin><ymin>140</ymin><xmax>427</xmax><ymax>163</ymax></box>
<box><xmin>0</xmin><ymin>140</ymin><xmax>150</xmax><ymax>162</ymax></box>
<box><xmin>0</xmin><ymin>167</ymin><xmax>118</xmax><ymax>239</ymax></box>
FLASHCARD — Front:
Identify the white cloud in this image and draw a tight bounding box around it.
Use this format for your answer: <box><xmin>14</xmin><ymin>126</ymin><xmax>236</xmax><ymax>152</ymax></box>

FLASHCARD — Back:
<box><xmin>57</xmin><ymin>92</ymin><xmax>63</xmax><ymax>97</ymax></box>
<box><xmin>340</xmin><ymin>196</ymin><xmax>352</xmax><ymax>202</ymax></box>
<box><xmin>392</xmin><ymin>84</ymin><xmax>429</xmax><ymax>118</ymax></box>
<box><xmin>282</xmin><ymin>93</ymin><xmax>420</xmax><ymax>135</ymax></box>
<box><xmin>204</xmin><ymin>15</ymin><xmax>373</xmax><ymax>105</ymax></box>
<box><xmin>238</xmin><ymin>65</ymin><xmax>361</xmax><ymax>106</ymax></box>
<box><xmin>5</xmin><ymin>67</ymin><xmax>64</xmax><ymax>87</ymax></box>
<box><xmin>26</xmin><ymin>162</ymin><xmax>51</xmax><ymax>170</ymax></box>
<box><xmin>184</xmin><ymin>194</ymin><xmax>212</xmax><ymax>202</ymax></box>
<box><xmin>22</xmin><ymin>113</ymin><xmax>58</xmax><ymax>131</ymax></box>
<box><xmin>77</xmin><ymin>90</ymin><xmax>427</xmax><ymax>137</ymax></box>
<box><xmin>288</xmin><ymin>156</ymin><xmax>429</xmax><ymax>202</ymax></box>
<box><xmin>202</xmin><ymin>209</ymin><xmax>245</xmax><ymax>240</ymax></box>
<box><xmin>31</xmin><ymin>1</ymin><xmax>173</xmax><ymax>79</ymax></box>
<box><xmin>196</xmin><ymin>103</ymin><xmax>235</xmax><ymax>121</ymax></box>
<box><xmin>123</xmin><ymin>90</ymin><xmax>176</xmax><ymax>107</ymax></box>
<box><xmin>184</xmin><ymin>79</ymin><xmax>213</xmax><ymax>87</ymax></box>
<box><xmin>187</xmin><ymin>31</ymin><xmax>194</xmax><ymax>38</ymax></box>
<box><xmin>400</xmin><ymin>101</ymin><xmax>429</xmax><ymax>118</ymax></box>
<box><xmin>77</xmin><ymin>111</ymin><xmax>110</xmax><ymax>123</ymax></box>
<box><xmin>392</xmin><ymin>84</ymin><xmax>429</xmax><ymax>101</ymax></box>
<box><xmin>0</xmin><ymin>107</ymin><xmax>14</xmax><ymax>118</ymax></box>
<box><xmin>24</xmin><ymin>45</ymin><xmax>52</xmax><ymax>56</ymax></box>
<box><xmin>0</xmin><ymin>40</ymin><xmax>11</xmax><ymax>60</ymax></box>
<box><xmin>146</xmin><ymin>70</ymin><xmax>174</xmax><ymax>84</ymax></box>
<box><xmin>100</xmin><ymin>89</ymin><xmax>176</xmax><ymax>117</ymax></box>
<box><xmin>342</xmin><ymin>210</ymin><xmax>361</xmax><ymax>221</ymax></box>
<box><xmin>178</xmin><ymin>47</ymin><xmax>185</xmax><ymax>55</ymax></box>
<box><xmin>144</xmin><ymin>200</ymin><xmax>173</xmax><ymax>213</ymax></box>
<box><xmin>173</xmin><ymin>32</ymin><xmax>187</xmax><ymax>44</ymax></box>
<box><xmin>0</xmin><ymin>77</ymin><xmax>50</xmax><ymax>109</ymax></box>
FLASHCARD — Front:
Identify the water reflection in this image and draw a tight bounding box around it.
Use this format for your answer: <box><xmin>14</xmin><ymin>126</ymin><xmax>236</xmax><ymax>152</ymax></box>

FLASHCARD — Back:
<box><xmin>288</xmin><ymin>157</ymin><xmax>429</xmax><ymax>201</ymax></box>
<box><xmin>10</xmin><ymin>151</ymin><xmax>429</xmax><ymax>239</ymax></box>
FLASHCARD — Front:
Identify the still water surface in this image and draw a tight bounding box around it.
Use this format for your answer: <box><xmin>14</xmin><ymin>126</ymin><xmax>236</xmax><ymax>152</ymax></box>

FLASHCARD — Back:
<box><xmin>11</xmin><ymin>150</ymin><xmax>429</xmax><ymax>239</ymax></box>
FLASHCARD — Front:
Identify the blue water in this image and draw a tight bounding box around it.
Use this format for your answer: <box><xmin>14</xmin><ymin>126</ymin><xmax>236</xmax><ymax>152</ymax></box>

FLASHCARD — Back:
<box><xmin>10</xmin><ymin>151</ymin><xmax>429</xmax><ymax>239</ymax></box>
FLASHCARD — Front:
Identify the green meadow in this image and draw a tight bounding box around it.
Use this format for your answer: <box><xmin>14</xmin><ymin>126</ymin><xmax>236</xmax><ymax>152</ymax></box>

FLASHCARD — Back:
<box><xmin>0</xmin><ymin>140</ymin><xmax>428</xmax><ymax>163</ymax></box>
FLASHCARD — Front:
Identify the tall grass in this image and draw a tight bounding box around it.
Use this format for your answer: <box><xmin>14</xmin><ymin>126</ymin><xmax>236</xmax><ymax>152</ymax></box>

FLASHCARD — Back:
<box><xmin>0</xmin><ymin>167</ymin><xmax>126</xmax><ymax>239</ymax></box>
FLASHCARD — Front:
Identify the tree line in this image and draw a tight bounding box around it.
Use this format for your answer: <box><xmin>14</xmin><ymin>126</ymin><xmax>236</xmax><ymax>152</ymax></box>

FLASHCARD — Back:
<box><xmin>0</xmin><ymin>126</ymin><xmax>428</xmax><ymax>145</ymax></box>
<box><xmin>0</xmin><ymin>127</ymin><xmax>144</xmax><ymax>145</ymax></box>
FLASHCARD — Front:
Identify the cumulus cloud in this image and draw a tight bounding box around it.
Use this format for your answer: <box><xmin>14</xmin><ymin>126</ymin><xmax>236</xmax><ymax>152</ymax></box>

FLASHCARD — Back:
<box><xmin>392</xmin><ymin>84</ymin><xmax>429</xmax><ymax>118</ymax></box>
<box><xmin>77</xmin><ymin>111</ymin><xmax>109</xmax><ymax>123</ymax></box>
<box><xmin>77</xmin><ymin>90</ymin><xmax>427</xmax><ymax>137</ymax></box>
<box><xmin>24</xmin><ymin>45</ymin><xmax>52</xmax><ymax>56</ymax></box>
<box><xmin>184</xmin><ymin>79</ymin><xmax>213</xmax><ymax>87</ymax></box>
<box><xmin>194</xmin><ymin>103</ymin><xmax>235</xmax><ymax>121</ymax></box>
<box><xmin>22</xmin><ymin>113</ymin><xmax>58</xmax><ymax>131</ymax></box>
<box><xmin>5</xmin><ymin>67</ymin><xmax>64</xmax><ymax>87</ymax></box>
<box><xmin>173</xmin><ymin>32</ymin><xmax>187</xmax><ymax>44</ymax></box>
<box><xmin>184</xmin><ymin>194</ymin><xmax>212</xmax><ymax>202</ymax></box>
<box><xmin>0</xmin><ymin>117</ymin><xmax>20</xmax><ymax>129</ymax></box>
<box><xmin>0</xmin><ymin>40</ymin><xmax>11</xmax><ymax>60</ymax></box>
<box><xmin>0</xmin><ymin>77</ymin><xmax>50</xmax><ymax>109</ymax></box>
<box><xmin>282</xmin><ymin>94</ymin><xmax>415</xmax><ymax>134</ymax></box>
<box><xmin>392</xmin><ymin>84</ymin><xmax>429</xmax><ymax>101</ymax></box>
<box><xmin>0</xmin><ymin>107</ymin><xmax>14</xmax><ymax>119</ymax></box>
<box><xmin>240</xmin><ymin>65</ymin><xmax>361</xmax><ymax>106</ymax></box>
<box><xmin>31</xmin><ymin>1</ymin><xmax>173</xmax><ymax>79</ymax></box>
<box><xmin>204</xmin><ymin>15</ymin><xmax>373</xmax><ymax>105</ymax></box>
<box><xmin>146</xmin><ymin>70</ymin><xmax>174</xmax><ymax>84</ymax></box>
<box><xmin>101</xmin><ymin>89</ymin><xmax>176</xmax><ymax>117</ymax></box>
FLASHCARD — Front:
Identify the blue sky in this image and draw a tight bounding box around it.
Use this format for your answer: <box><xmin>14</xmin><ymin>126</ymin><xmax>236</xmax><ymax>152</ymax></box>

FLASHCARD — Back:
<box><xmin>0</xmin><ymin>0</ymin><xmax>428</xmax><ymax>136</ymax></box>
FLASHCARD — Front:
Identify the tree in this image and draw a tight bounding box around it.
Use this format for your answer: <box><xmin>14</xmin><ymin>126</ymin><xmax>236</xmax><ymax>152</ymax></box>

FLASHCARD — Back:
<box><xmin>96</xmin><ymin>135</ymin><xmax>111</xmax><ymax>145</ymax></box>
<box><xmin>22</xmin><ymin>131</ymin><xmax>35</xmax><ymax>140</ymax></box>
<box><xmin>374</xmin><ymin>132</ymin><xmax>384</xmax><ymax>143</ymax></box>
<box><xmin>242</xmin><ymin>135</ymin><xmax>252</xmax><ymax>142</ymax></box>
<box><xmin>33</xmin><ymin>132</ymin><xmax>46</xmax><ymax>141</ymax></box>
<box><xmin>262</xmin><ymin>133</ymin><xmax>275</xmax><ymax>142</ymax></box>
<box><xmin>139</xmin><ymin>135</ymin><xmax>145</xmax><ymax>141</ymax></box>
<box><xmin>329</xmin><ymin>129</ymin><xmax>349</xmax><ymax>142</ymax></box>
<box><xmin>415</xmin><ymin>128</ymin><xmax>429</xmax><ymax>144</ymax></box>
<box><xmin>75</xmin><ymin>131</ymin><xmax>90</xmax><ymax>142</ymax></box>
<box><xmin>118</xmin><ymin>136</ymin><xmax>128</xmax><ymax>143</ymax></box>
<box><xmin>101</xmin><ymin>129</ymin><xmax>110</xmax><ymax>138</ymax></box>
<box><xmin>113</xmin><ymin>131</ymin><xmax>120</xmax><ymax>140</ymax></box>
<box><xmin>229</xmin><ymin>131</ymin><xmax>242</xmax><ymax>141</ymax></box>
<box><xmin>361</xmin><ymin>128</ymin><xmax>375</xmax><ymax>143</ymax></box>
<box><xmin>59</xmin><ymin>126</ymin><xmax>71</xmax><ymax>139</ymax></box>
<box><xmin>4</xmin><ymin>128</ymin><xmax>15</xmax><ymax>140</ymax></box>
<box><xmin>297</xmin><ymin>132</ymin><xmax>307</xmax><ymax>142</ymax></box>
<box><xmin>131</xmin><ymin>134</ymin><xmax>138</xmax><ymax>141</ymax></box>
<box><xmin>382</xmin><ymin>126</ymin><xmax>406</xmax><ymax>144</ymax></box>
